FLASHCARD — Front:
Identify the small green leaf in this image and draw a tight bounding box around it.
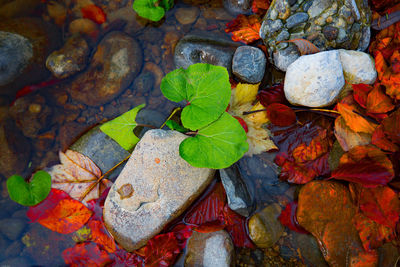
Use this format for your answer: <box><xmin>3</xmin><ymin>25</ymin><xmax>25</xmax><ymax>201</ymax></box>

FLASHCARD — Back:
<box><xmin>180</xmin><ymin>112</ymin><xmax>249</xmax><ymax>169</ymax></box>
<box><xmin>133</xmin><ymin>0</ymin><xmax>166</xmax><ymax>22</ymax></box>
<box><xmin>7</xmin><ymin>170</ymin><xmax>51</xmax><ymax>206</ymax></box>
<box><xmin>161</xmin><ymin>63</ymin><xmax>231</xmax><ymax>131</ymax></box>
<box><xmin>160</xmin><ymin>0</ymin><xmax>173</xmax><ymax>10</ymax></box>
<box><xmin>165</xmin><ymin>120</ymin><xmax>188</xmax><ymax>133</ymax></box>
<box><xmin>100</xmin><ymin>104</ymin><xmax>145</xmax><ymax>151</ymax></box>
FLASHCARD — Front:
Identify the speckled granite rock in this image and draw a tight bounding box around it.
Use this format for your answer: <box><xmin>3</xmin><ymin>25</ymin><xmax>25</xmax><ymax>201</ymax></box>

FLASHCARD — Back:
<box><xmin>46</xmin><ymin>35</ymin><xmax>90</xmax><ymax>79</ymax></box>
<box><xmin>284</xmin><ymin>50</ymin><xmax>345</xmax><ymax>107</ymax></box>
<box><xmin>232</xmin><ymin>46</ymin><xmax>266</xmax><ymax>83</ymax></box>
<box><xmin>185</xmin><ymin>230</ymin><xmax>235</xmax><ymax>267</ymax></box>
<box><xmin>260</xmin><ymin>0</ymin><xmax>372</xmax><ymax>71</ymax></box>
<box><xmin>338</xmin><ymin>49</ymin><xmax>376</xmax><ymax>84</ymax></box>
<box><xmin>103</xmin><ymin>130</ymin><xmax>215</xmax><ymax>251</ymax></box>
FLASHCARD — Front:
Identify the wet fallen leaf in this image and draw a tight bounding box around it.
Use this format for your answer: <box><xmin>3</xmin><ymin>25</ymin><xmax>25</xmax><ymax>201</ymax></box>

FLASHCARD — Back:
<box><xmin>88</xmin><ymin>219</ymin><xmax>116</xmax><ymax>253</ymax></box>
<box><xmin>382</xmin><ymin>109</ymin><xmax>400</xmax><ymax>144</ymax></box>
<box><xmin>297</xmin><ymin>181</ymin><xmax>378</xmax><ymax>266</ymax></box>
<box><xmin>278</xmin><ymin>201</ymin><xmax>308</xmax><ymax>234</ymax></box>
<box><xmin>143</xmin><ymin>232</ymin><xmax>181</xmax><ymax>267</ymax></box>
<box><xmin>48</xmin><ymin>150</ymin><xmax>103</xmax><ymax>205</ymax></box>
<box><xmin>277</xmin><ymin>39</ymin><xmax>320</xmax><ymax>55</ymax></box>
<box><xmin>266</xmin><ymin>103</ymin><xmax>296</xmax><ymax>127</ymax></box>
<box><xmin>256</xmin><ymin>83</ymin><xmax>287</xmax><ymax>107</ymax></box>
<box><xmin>63</xmin><ymin>242</ymin><xmax>112</xmax><ymax>267</ymax></box>
<box><xmin>81</xmin><ymin>4</ymin><xmax>106</xmax><ymax>24</ymax></box>
<box><xmin>372</xmin><ymin>125</ymin><xmax>398</xmax><ymax>152</ymax></box>
<box><xmin>337</xmin><ymin>103</ymin><xmax>377</xmax><ymax>134</ymax></box>
<box><xmin>225</xmin><ymin>14</ymin><xmax>261</xmax><ymax>44</ymax></box>
<box><xmin>251</xmin><ymin>0</ymin><xmax>270</xmax><ymax>14</ymax></box>
<box><xmin>366</xmin><ymin>84</ymin><xmax>394</xmax><ymax>114</ymax></box>
<box><xmin>353</xmin><ymin>84</ymin><xmax>373</xmax><ymax>109</ymax></box>
<box><xmin>334</xmin><ymin>116</ymin><xmax>372</xmax><ymax>152</ymax></box>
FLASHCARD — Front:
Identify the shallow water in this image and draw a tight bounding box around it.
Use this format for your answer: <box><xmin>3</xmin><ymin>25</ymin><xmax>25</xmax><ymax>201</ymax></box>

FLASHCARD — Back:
<box><xmin>0</xmin><ymin>0</ymin><xmax>328</xmax><ymax>266</ymax></box>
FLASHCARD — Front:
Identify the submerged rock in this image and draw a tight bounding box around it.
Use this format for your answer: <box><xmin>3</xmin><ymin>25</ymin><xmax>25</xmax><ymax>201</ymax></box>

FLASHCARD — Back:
<box><xmin>103</xmin><ymin>130</ymin><xmax>215</xmax><ymax>251</ymax></box>
<box><xmin>223</xmin><ymin>0</ymin><xmax>252</xmax><ymax>15</ymax></box>
<box><xmin>248</xmin><ymin>204</ymin><xmax>284</xmax><ymax>248</ymax></box>
<box><xmin>232</xmin><ymin>46</ymin><xmax>266</xmax><ymax>84</ymax></box>
<box><xmin>261</xmin><ymin>0</ymin><xmax>372</xmax><ymax>71</ymax></box>
<box><xmin>185</xmin><ymin>230</ymin><xmax>235</xmax><ymax>267</ymax></box>
<box><xmin>174</xmin><ymin>32</ymin><xmax>241</xmax><ymax>74</ymax></box>
<box><xmin>46</xmin><ymin>35</ymin><xmax>90</xmax><ymax>79</ymax></box>
<box><xmin>67</xmin><ymin>31</ymin><xmax>142</xmax><ymax>106</ymax></box>
<box><xmin>220</xmin><ymin>164</ymin><xmax>253</xmax><ymax>217</ymax></box>
<box><xmin>284</xmin><ymin>50</ymin><xmax>345</xmax><ymax>107</ymax></box>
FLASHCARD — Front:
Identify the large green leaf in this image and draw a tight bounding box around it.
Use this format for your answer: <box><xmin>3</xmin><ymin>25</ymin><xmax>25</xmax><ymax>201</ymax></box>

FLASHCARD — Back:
<box><xmin>180</xmin><ymin>112</ymin><xmax>249</xmax><ymax>169</ymax></box>
<box><xmin>133</xmin><ymin>0</ymin><xmax>165</xmax><ymax>22</ymax></box>
<box><xmin>161</xmin><ymin>63</ymin><xmax>231</xmax><ymax>130</ymax></box>
<box><xmin>100</xmin><ymin>104</ymin><xmax>145</xmax><ymax>151</ymax></box>
<box><xmin>7</xmin><ymin>170</ymin><xmax>51</xmax><ymax>206</ymax></box>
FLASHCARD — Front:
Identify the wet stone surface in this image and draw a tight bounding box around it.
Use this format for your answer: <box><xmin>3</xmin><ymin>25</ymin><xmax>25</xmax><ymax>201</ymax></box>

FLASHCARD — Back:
<box><xmin>232</xmin><ymin>46</ymin><xmax>266</xmax><ymax>84</ymax></box>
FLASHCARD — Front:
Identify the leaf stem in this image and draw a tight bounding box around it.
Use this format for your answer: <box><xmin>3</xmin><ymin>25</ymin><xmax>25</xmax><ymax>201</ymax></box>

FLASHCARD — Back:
<box><xmin>79</xmin><ymin>154</ymin><xmax>131</xmax><ymax>201</ymax></box>
<box><xmin>160</xmin><ymin>107</ymin><xmax>181</xmax><ymax>129</ymax></box>
<box><xmin>242</xmin><ymin>109</ymin><xmax>266</xmax><ymax>115</ymax></box>
<box><xmin>136</xmin><ymin>123</ymin><xmax>157</xmax><ymax>129</ymax></box>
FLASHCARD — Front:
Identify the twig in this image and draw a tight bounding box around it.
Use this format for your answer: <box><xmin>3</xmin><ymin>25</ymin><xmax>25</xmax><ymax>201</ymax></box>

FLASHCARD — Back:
<box><xmin>242</xmin><ymin>109</ymin><xmax>266</xmax><ymax>115</ymax></box>
<box><xmin>136</xmin><ymin>123</ymin><xmax>157</xmax><ymax>129</ymax></box>
<box><xmin>79</xmin><ymin>154</ymin><xmax>131</xmax><ymax>201</ymax></box>
<box><xmin>160</xmin><ymin>107</ymin><xmax>181</xmax><ymax>129</ymax></box>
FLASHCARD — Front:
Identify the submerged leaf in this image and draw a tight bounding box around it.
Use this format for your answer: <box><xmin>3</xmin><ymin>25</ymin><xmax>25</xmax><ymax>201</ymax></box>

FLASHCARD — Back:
<box><xmin>266</xmin><ymin>103</ymin><xmax>296</xmax><ymax>127</ymax></box>
<box><xmin>7</xmin><ymin>170</ymin><xmax>51</xmax><ymax>206</ymax></box>
<box><xmin>100</xmin><ymin>104</ymin><xmax>145</xmax><ymax>151</ymax></box>
<box><xmin>225</xmin><ymin>14</ymin><xmax>262</xmax><ymax>44</ymax></box>
<box><xmin>81</xmin><ymin>4</ymin><xmax>106</xmax><ymax>24</ymax></box>
<box><xmin>278</xmin><ymin>202</ymin><xmax>308</xmax><ymax>234</ymax></box>
<box><xmin>179</xmin><ymin>112</ymin><xmax>248</xmax><ymax>169</ymax></box>
<box><xmin>143</xmin><ymin>232</ymin><xmax>181</xmax><ymax>267</ymax></box>
<box><xmin>161</xmin><ymin>64</ymin><xmax>231</xmax><ymax>130</ymax></box>
<box><xmin>256</xmin><ymin>83</ymin><xmax>286</xmax><ymax>107</ymax></box>
<box><xmin>63</xmin><ymin>242</ymin><xmax>112</xmax><ymax>267</ymax></box>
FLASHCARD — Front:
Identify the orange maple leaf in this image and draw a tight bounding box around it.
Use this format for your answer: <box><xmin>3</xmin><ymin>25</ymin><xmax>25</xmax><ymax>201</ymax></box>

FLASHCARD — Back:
<box><xmin>225</xmin><ymin>14</ymin><xmax>261</xmax><ymax>44</ymax></box>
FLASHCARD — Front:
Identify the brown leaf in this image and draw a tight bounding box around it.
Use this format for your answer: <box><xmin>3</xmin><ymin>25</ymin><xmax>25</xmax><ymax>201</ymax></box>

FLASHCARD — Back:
<box><xmin>48</xmin><ymin>150</ymin><xmax>102</xmax><ymax>205</ymax></box>
<box><xmin>366</xmin><ymin>84</ymin><xmax>395</xmax><ymax>114</ymax></box>
<box><xmin>297</xmin><ymin>181</ymin><xmax>378</xmax><ymax>266</ymax></box>
<box><xmin>334</xmin><ymin>116</ymin><xmax>372</xmax><ymax>151</ymax></box>
<box><xmin>277</xmin><ymin>38</ymin><xmax>320</xmax><ymax>55</ymax></box>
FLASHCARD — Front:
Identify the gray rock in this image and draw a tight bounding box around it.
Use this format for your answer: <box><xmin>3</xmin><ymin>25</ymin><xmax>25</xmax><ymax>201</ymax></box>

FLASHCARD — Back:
<box><xmin>103</xmin><ymin>130</ymin><xmax>215</xmax><ymax>251</ymax></box>
<box><xmin>0</xmin><ymin>31</ymin><xmax>33</xmax><ymax>86</ymax></box>
<box><xmin>0</xmin><ymin>218</ymin><xmax>26</xmax><ymax>240</ymax></box>
<box><xmin>232</xmin><ymin>46</ymin><xmax>266</xmax><ymax>84</ymax></box>
<box><xmin>0</xmin><ymin>257</ymin><xmax>31</xmax><ymax>267</ymax></box>
<box><xmin>286</xmin><ymin>12</ymin><xmax>309</xmax><ymax>28</ymax></box>
<box><xmin>174</xmin><ymin>33</ymin><xmax>240</xmax><ymax>74</ymax></box>
<box><xmin>275</xmin><ymin>29</ymin><xmax>290</xmax><ymax>42</ymax></box>
<box><xmin>46</xmin><ymin>35</ymin><xmax>90</xmax><ymax>79</ymax></box>
<box><xmin>70</xmin><ymin>125</ymin><xmax>130</xmax><ymax>181</ymax></box>
<box><xmin>338</xmin><ymin>49</ymin><xmax>376</xmax><ymax>84</ymax></box>
<box><xmin>284</xmin><ymin>50</ymin><xmax>345</xmax><ymax>107</ymax></box>
<box><xmin>308</xmin><ymin>0</ymin><xmax>332</xmax><ymax>18</ymax></box>
<box><xmin>223</xmin><ymin>0</ymin><xmax>251</xmax><ymax>15</ymax></box>
<box><xmin>220</xmin><ymin>164</ymin><xmax>253</xmax><ymax>217</ymax></box>
<box><xmin>185</xmin><ymin>230</ymin><xmax>235</xmax><ymax>267</ymax></box>
<box><xmin>261</xmin><ymin>20</ymin><xmax>284</xmax><ymax>38</ymax></box>
<box><xmin>357</xmin><ymin>26</ymin><xmax>371</xmax><ymax>51</ymax></box>
<box><xmin>273</xmin><ymin>44</ymin><xmax>300</xmax><ymax>72</ymax></box>
<box><xmin>67</xmin><ymin>31</ymin><xmax>143</xmax><ymax>106</ymax></box>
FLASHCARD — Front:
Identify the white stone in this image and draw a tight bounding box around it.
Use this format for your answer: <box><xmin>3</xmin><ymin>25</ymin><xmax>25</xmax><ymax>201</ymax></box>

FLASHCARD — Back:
<box><xmin>338</xmin><ymin>49</ymin><xmax>377</xmax><ymax>84</ymax></box>
<box><xmin>284</xmin><ymin>50</ymin><xmax>345</xmax><ymax>107</ymax></box>
<box><xmin>103</xmin><ymin>129</ymin><xmax>214</xmax><ymax>251</ymax></box>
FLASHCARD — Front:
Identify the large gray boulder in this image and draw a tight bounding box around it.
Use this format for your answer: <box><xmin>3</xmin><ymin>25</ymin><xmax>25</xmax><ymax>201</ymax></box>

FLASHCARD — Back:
<box><xmin>284</xmin><ymin>50</ymin><xmax>345</xmax><ymax>107</ymax></box>
<box><xmin>103</xmin><ymin>129</ymin><xmax>215</xmax><ymax>251</ymax></box>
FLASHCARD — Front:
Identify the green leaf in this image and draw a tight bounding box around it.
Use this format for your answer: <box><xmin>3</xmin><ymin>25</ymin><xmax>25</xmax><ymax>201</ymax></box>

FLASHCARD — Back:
<box><xmin>100</xmin><ymin>104</ymin><xmax>145</xmax><ymax>151</ymax></box>
<box><xmin>180</xmin><ymin>112</ymin><xmax>249</xmax><ymax>169</ymax></box>
<box><xmin>7</xmin><ymin>170</ymin><xmax>51</xmax><ymax>206</ymax></box>
<box><xmin>165</xmin><ymin>120</ymin><xmax>188</xmax><ymax>133</ymax></box>
<box><xmin>133</xmin><ymin>0</ymin><xmax>165</xmax><ymax>22</ymax></box>
<box><xmin>161</xmin><ymin>63</ymin><xmax>231</xmax><ymax>131</ymax></box>
<box><xmin>160</xmin><ymin>0</ymin><xmax>173</xmax><ymax>10</ymax></box>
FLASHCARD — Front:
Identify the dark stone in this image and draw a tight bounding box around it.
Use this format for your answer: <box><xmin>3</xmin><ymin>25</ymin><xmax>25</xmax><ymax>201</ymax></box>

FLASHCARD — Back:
<box><xmin>288</xmin><ymin>0</ymin><xmax>297</xmax><ymax>6</ymax></box>
<box><xmin>46</xmin><ymin>35</ymin><xmax>90</xmax><ymax>79</ymax></box>
<box><xmin>4</xmin><ymin>240</ymin><xmax>22</xmax><ymax>258</ymax></box>
<box><xmin>223</xmin><ymin>0</ymin><xmax>252</xmax><ymax>15</ymax></box>
<box><xmin>174</xmin><ymin>32</ymin><xmax>241</xmax><ymax>74</ymax></box>
<box><xmin>232</xmin><ymin>46</ymin><xmax>266</xmax><ymax>84</ymax></box>
<box><xmin>286</xmin><ymin>12</ymin><xmax>309</xmax><ymax>28</ymax></box>
<box><xmin>0</xmin><ymin>257</ymin><xmax>31</xmax><ymax>267</ymax></box>
<box><xmin>70</xmin><ymin>125</ymin><xmax>130</xmax><ymax>181</ymax></box>
<box><xmin>135</xmin><ymin>109</ymin><xmax>167</xmax><ymax>137</ymax></box>
<box><xmin>0</xmin><ymin>119</ymin><xmax>31</xmax><ymax>177</ymax></box>
<box><xmin>0</xmin><ymin>17</ymin><xmax>61</xmax><ymax>97</ymax></box>
<box><xmin>323</xmin><ymin>25</ymin><xmax>339</xmax><ymax>41</ymax></box>
<box><xmin>220</xmin><ymin>164</ymin><xmax>253</xmax><ymax>217</ymax></box>
<box><xmin>276</xmin><ymin>30</ymin><xmax>290</xmax><ymax>42</ymax></box>
<box><xmin>132</xmin><ymin>71</ymin><xmax>155</xmax><ymax>95</ymax></box>
<box><xmin>138</xmin><ymin>28</ymin><xmax>163</xmax><ymax>44</ymax></box>
<box><xmin>0</xmin><ymin>218</ymin><xmax>26</xmax><ymax>240</ymax></box>
<box><xmin>0</xmin><ymin>234</ymin><xmax>8</xmax><ymax>260</ymax></box>
<box><xmin>293</xmin><ymin>232</ymin><xmax>328</xmax><ymax>266</ymax></box>
<box><xmin>59</xmin><ymin>122</ymin><xmax>91</xmax><ymax>151</ymax></box>
<box><xmin>67</xmin><ymin>31</ymin><xmax>143</xmax><ymax>106</ymax></box>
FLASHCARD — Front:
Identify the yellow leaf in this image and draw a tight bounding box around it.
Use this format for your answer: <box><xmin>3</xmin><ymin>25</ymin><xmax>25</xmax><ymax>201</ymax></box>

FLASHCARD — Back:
<box><xmin>232</xmin><ymin>83</ymin><xmax>259</xmax><ymax>106</ymax></box>
<box><xmin>246</xmin><ymin>101</ymin><xmax>269</xmax><ymax>126</ymax></box>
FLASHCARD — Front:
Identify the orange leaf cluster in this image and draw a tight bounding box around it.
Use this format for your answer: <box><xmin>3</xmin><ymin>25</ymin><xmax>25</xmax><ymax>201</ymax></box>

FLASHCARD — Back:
<box><xmin>225</xmin><ymin>14</ymin><xmax>262</xmax><ymax>44</ymax></box>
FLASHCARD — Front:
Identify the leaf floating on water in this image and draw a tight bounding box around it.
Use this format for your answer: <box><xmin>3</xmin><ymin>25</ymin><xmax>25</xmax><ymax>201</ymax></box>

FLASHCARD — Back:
<box><xmin>225</xmin><ymin>14</ymin><xmax>262</xmax><ymax>44</ymax></box>
<box><xmin>100</xmin><ymin>104</ymin><xmax>145</xmax><ymax>151</ymax></box>
<box><xmin>48</xmin><ymin>150</ymin><xmax>103</xmax><ymax>205</ymax></box>
<box><xmin>277</xmin><ymin>38</ymin><xmax>320</xmax><ymax>55</ymax></box>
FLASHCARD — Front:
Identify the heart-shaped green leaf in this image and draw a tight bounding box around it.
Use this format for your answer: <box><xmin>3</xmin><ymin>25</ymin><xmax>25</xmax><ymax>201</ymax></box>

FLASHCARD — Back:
<box><xmin>165</xmin><ymin>120</ymin><xmax>189</xmax><ymax>133</ymax></box>
<box><xmin>161</xmin><ymin>63</ymin><xmax>231</xmax><ymax>131</ymax></box>
<box><xmin>7</xmin><ymin>170</ymin><xmax>51</xmax><ymax>206</ymax></box>
<box><xmin>133</xmin><ymin>0</ymin><xmax>166</xmax><ymax>22</ymax></box>
<box><xmin>100</xmin><ymin>104</ymin><xmax>145</xmax><ymax>151</ymax></box>
<box><xmin>180</xmin><ymin>112</ymin><xmax>249</xmax><ymax>169</ymax></box>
